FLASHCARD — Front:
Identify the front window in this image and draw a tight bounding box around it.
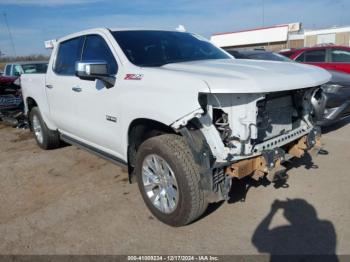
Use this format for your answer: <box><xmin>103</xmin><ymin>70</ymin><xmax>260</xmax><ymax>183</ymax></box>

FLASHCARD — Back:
<box><xmin>330</xmin><ymin>49</ymin><xmax>350</xmax><ymax>63</ymax></box>
<box><xmin>54</xmin><ymin>37</ymin><xmax>84</xmax><ymax>75</ymax></box>
<box><xmin>112</xmin><ymin>30</ymin><xmax>230</xmax><ymax>67</ymax></box>
<box><xmin>82</xmin><ymin>35</ymin><xmax>117</xmax><ymax>74</ymax></box>
<box><xmin>303</xmin><ymin>50</ymin><xmax>326</xmax><ymax>63</ymax></box>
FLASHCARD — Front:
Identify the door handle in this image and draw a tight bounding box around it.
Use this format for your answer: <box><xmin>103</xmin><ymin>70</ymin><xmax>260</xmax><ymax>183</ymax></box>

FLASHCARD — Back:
<box><xmin>46</xmin><ymin>84</ymin><xmax>53</xmax><ymax>89</ymax></box>
<box><xmin>72</xmin><ymin>86</ymin><xmax>82</xmax><ymax>92</ymax></box>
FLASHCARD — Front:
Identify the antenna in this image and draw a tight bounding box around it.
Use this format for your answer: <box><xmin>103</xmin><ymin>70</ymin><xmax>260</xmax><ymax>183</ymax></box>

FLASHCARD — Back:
<box><xmin>3</xmin><ymin>12</ymin><xmax>17</xmax><ymax>57</ymax></box>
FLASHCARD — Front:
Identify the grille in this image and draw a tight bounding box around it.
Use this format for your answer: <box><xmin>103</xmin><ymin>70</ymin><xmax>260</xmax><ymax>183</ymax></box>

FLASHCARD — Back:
<box><xmin>256</xmin><ymin>95</ymin><xmax>296</xmax><ymax>142</ymax></box>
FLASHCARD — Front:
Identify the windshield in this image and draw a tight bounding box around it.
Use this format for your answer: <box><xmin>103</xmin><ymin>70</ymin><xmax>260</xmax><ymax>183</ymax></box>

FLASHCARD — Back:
<box><xmin>21</xmin><ymin>63</ymin><xmax>48</xmax><ymax>74</ymax></box>
<box><xmin>112</xmin><ymin>30</ymin><xmax>231</xmax><ymax>67</ymax></box>
<box><xmin>246</xmin><ymin>52</ymin><xmax>292</xmax><ymax>62</ymax></box>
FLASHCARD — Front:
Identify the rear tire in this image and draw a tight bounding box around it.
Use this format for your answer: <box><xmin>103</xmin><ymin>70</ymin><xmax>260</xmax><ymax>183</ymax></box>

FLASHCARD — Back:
<box><xmin>29</xmin><ymin>107</ymin><xmax>60</xmax><ymax>150</ymax></box>
<box><xmin>135</xmin><ymin>134</ymin><xmax>208</xmax><ymax>227</ymax></box>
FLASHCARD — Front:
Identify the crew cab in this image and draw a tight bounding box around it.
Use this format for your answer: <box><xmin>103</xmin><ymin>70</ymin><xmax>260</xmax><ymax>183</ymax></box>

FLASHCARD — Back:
<box><xmin>21</xmin><ymin>28</ymin><xmax>330</xmax><ymax>226</ymax></box>
<box><xmin>281</xmin><ymin>45</ymin><xmax>350</xmax><ymax>75</ymax></box>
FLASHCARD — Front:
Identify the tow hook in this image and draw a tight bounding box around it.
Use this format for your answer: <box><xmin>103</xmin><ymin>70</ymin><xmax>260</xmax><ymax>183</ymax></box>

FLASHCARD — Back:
<box><xmin>262</xmin><ymin>149</ymin><xmax>287</xmax><ymax>182</ymax></box>
<box><xmin>288</xmin><ymin>127</ymin><xmax>322</xmax><ymax>158</ymax></box>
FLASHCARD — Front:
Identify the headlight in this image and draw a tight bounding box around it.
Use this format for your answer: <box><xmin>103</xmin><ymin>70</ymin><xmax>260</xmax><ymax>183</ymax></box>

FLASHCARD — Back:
<box><xmin>321</xmin><ymin>83</ymin><xmax>342</xmax><ymax>93</ymax></box>
<box><xmin>198</xmin><ymin>93</ymin><xmax>208</xmax><ymax>113</ymax></box>
<box><xmin>310</xmin><ymin>88</ymin><xmax>327</xmax><ymax>121</ymax></box>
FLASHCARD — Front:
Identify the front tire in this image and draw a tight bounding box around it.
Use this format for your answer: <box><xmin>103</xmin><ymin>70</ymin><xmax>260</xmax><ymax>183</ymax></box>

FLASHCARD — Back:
<box><xmin>135</xmin><ymin>134</ymin><xmax>208</xmax><ymax>226</ymax></box>
<box><xmin>29</xmin><ymin>107</ymin><xmax>60</xmax><ymax>150</ymax></box>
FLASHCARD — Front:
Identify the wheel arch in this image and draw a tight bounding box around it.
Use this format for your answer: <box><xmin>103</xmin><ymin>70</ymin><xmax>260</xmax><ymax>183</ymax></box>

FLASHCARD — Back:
<box><xmin>26</xmin><ymin>96</ymin><xmax>38</xmax><ymax>115</ymax></box>
<box><xmin>25</xmin><ymin>96</ymin><xmax>57</xmax><ymax>131</ymax></box>
<box><xmin>127</xmin><ymin>118</ymin><xmax>178</xmax><ymax>182</ymax></box>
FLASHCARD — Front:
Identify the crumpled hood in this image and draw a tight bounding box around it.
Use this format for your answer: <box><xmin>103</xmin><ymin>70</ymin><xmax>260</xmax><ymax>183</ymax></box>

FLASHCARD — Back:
<box><xmin>162</xmin><ymin>59</ymin><xmax>331</xmax><ymax>93</ymax></box>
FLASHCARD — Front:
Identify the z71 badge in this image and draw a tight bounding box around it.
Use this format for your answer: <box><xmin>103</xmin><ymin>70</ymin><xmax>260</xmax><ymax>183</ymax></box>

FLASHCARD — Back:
<box><xmin>124</xmin><ymin>74</ymin><xmax>143</xmax><ymax>80</ymax></box>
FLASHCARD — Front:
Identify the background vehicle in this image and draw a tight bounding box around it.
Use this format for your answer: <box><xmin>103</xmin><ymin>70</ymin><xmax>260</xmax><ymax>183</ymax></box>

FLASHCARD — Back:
<box><xmin>21</xmin><ymin>28</ymin><xmax>329</xmax><ymax>226</ymax></box>
<box><xmin>228</xmin><ymin>50</ymin><xmax>293</xmax><ymax>62</ymax></box>
<box><xmin>0</xmin><ymin>62</ymin><xmax>47</xmax><ymax>127</ymax></box>
<box><xmin>3</xmin><ymin>61</ymin><xmax>48</xmax><ymax>77</ymax></box>
<box><xmin>230</xmin><ymin>49</ymin><xmax>350</xmax><ymax>125</ymax></box>
<box><xmin>0</xmin><ymin>75</ymin><xmax>17</xmax><ymax>88</ymax></box>
<box><xmin>319</xmin><ymin>71</ymin><xmax>350</xmax><ymax>125</ymax></box>
<box><xmin>280</xmin><ymin>46</ymin><xmax>350</xmax><ymax>75</ymax></box>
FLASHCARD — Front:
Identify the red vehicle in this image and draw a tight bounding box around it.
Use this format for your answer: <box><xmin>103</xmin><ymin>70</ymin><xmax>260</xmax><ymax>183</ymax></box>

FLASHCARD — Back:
<box><xmin>0</xmin><ymin>75</ymin><xmax>17</xmax><ymax>88</ymax></box>
<box><xmin>281</xmin><ymin>45</ymin><xmax>350</xmax><ymax>75</ymax></box>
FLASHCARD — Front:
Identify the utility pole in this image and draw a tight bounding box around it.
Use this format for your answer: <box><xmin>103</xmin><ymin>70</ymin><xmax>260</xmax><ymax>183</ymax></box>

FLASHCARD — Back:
<box><xmin>262</xmin><ymin>0</ymin><xmax>265</xmax><ymax>27</ymax></box>
<box><xmin>3</xmin><ymin>12</ymin><xmax>16</xmax><ymax>57</ymax></box>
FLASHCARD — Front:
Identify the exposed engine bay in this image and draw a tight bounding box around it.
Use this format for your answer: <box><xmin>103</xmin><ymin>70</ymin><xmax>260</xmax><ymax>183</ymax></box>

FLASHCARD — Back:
<box><xmin>193</xmin><ymin>87</ymin><xmax>321</xmax><ymax>162</ymax></box>
<box><xmin>173</xmin><ymin>87</ymin><xmax>324</xmax><ymax>201</ymax></box>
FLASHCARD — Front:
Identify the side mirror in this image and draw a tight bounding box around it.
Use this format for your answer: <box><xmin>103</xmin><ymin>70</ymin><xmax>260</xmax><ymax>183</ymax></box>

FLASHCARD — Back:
<box><xmin>75</xmin><ymin>61</ymin><xmax>115</xmax><ymax>88</ymax></box>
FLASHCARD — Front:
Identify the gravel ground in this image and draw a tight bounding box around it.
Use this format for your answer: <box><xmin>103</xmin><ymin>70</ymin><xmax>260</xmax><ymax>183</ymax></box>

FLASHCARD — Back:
<box><xmin>0</xmin><ymin>120</ymin><xmax>349</xmax><ymax>256</ymax></box>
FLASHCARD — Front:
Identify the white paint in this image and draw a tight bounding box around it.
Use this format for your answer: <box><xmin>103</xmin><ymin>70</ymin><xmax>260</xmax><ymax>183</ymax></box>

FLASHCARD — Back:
<box><xmin>21</xmin><ymin>28</ymin><xmax>330</xmax><ymax>164</ymax></box>
<box><xmin>210</xmin><ymin>25</ymin><xmax>289</xmax><ymax>48</ymax></box>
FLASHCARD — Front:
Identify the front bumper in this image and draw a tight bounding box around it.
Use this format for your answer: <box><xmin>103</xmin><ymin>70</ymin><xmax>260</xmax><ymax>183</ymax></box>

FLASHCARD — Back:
<box><xmin>225</xmin><ymin>127</ymin><xmax>321</xmax><ymax>181</ymax></box>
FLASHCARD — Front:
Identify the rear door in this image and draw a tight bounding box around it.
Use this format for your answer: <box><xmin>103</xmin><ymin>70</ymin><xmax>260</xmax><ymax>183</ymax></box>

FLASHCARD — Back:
<box><xmin>329</xmin><ymin>48</ymin><xmax>350</xmax><ymax>74</ymax></box>
<box><xmin>45</xmin><ymin>36</ymin><xmax>84</xmax><ymax>134</ymax></box>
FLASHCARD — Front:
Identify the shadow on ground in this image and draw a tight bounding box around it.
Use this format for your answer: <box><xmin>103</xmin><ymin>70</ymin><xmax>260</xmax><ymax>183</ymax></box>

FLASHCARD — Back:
<box><xmin>197</xmin><ymin>150</ymin><xmax>322</xmax><ymax>223</ymax></box>
<box><xmin>228</xmin><ymin>151</ymin><xmax>319</xmax><ymax>204</ymax></box>
<box><xmin>252</xmin><ymin>198</ymin><xmax>338</xmax><ymax>262</ymax></box>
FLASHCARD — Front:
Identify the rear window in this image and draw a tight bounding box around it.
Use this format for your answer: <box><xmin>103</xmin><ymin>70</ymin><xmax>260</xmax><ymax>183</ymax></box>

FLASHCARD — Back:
<box><xmin>5</xmin><ymin>65</ymin><xmax>11</xmax><ymax>75</ymax></box>
<box><xmin>22</xmin><ymin>63</ymin><xmax>48</xmax><ymax>74</ymax></box>
<box><xmin>331</xmin><ymin>49</ymin><xmax>350</xmax><ymax>63</ymax></box>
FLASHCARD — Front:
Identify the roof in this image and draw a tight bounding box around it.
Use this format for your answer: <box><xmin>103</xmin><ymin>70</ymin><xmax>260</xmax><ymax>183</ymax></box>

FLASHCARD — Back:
<box><xmin>212</xmin><ymin>24</ymin><xmax>288</xmax><ymax>36</ymax></box>
<box><xmin>211</xmin><ymin>25</ymin><xmax>289</xmax><ymax>48</ymax></box>
<box><xmin>305</xmin><ymin>26</ymin><xmax>350</xmax><ymax>36</ymax></box>
<box><xmin>57</xmin><ymin>27</ymin><xmax>182</xmax><ymax>42</ymax></box>
<box><xmin>283</xmin><ymin>45</ymin><xmax>350</xmax><ymax>53</ymax></box>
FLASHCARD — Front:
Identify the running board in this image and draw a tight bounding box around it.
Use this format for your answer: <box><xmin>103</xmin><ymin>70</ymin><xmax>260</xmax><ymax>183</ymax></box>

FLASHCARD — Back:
<box><xmin>60</xmin><ymin>134</ymin><xmax>128</xmax><ymax>168</ymax></box>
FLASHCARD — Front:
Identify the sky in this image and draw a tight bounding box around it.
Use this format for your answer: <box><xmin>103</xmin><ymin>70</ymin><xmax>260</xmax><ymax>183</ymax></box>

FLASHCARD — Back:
<box><xmin>0</xmin><ymin>0</ymin><xmax>350</xmax><ymax>56</ymax></box>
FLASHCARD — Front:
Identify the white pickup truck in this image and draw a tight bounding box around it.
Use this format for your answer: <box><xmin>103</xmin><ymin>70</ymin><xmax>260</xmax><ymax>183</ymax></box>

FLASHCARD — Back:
<box><xmin>21</xmin><ymin>28</ymin><xmax>330</xmax><ymax>226</ymax></box>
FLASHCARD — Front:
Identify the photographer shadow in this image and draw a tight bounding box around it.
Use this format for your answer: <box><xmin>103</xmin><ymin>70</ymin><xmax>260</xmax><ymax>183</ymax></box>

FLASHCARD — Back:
<box><xmin>252</xmin><ymin>199</ymin><xmax>338</xmax><ymax>262</ymax></box>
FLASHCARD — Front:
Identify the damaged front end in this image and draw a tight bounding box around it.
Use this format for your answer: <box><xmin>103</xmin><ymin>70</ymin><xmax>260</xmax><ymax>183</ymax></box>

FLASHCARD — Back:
<box><xmin>172</xmin><ymin>87</ymin><xmax>324</xmax><ymax>202</ymax></box>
